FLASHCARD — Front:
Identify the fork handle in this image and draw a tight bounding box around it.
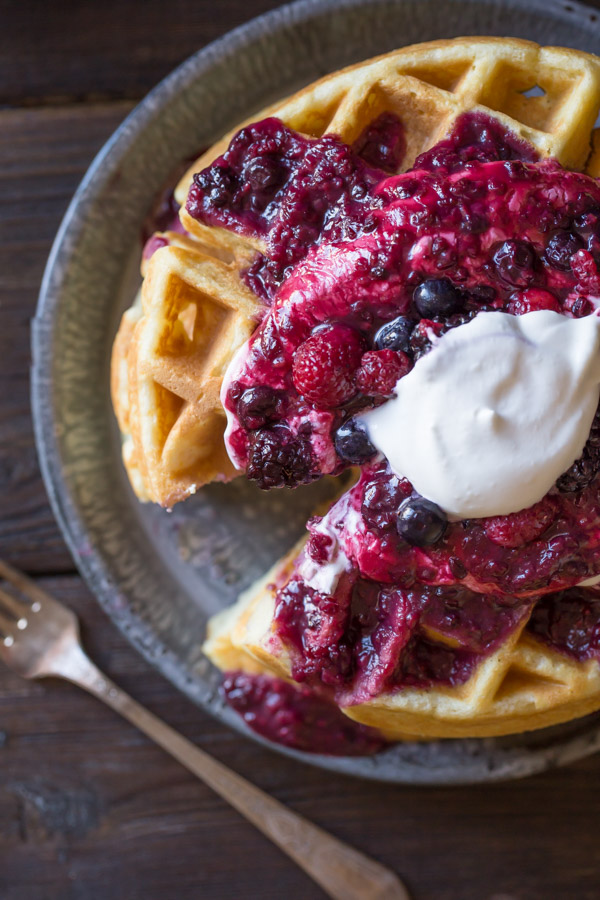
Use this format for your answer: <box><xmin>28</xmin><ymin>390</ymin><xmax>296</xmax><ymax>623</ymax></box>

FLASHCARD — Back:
<box><xmin>57</xmin><ymin>643</ymin><xmax>408</xmax><ymax>900</ymax></box>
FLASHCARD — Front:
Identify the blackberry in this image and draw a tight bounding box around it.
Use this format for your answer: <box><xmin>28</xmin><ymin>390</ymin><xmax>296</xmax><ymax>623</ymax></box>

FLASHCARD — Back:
<box><xmin>557</xmin><ymin>415</ymin><xmax>600</xmax><ymax>493</ymax></box>
<box><xmin>194</xmin><ymin>165</ymin><xmax>236</xmax><ymax>209</ymax></box>
<box><xmin>352</xmin><ymin>111</ymin><xmax>405</xmax><ymax>172</ymax></box>
<box><xmin>409</xmin><ymin>310</ymin><xmax>478</xmax><ymax>360</ymax></box>
<box><xmin>244</xmin><ymin>155</ymin><xmax>285</xmax><ymax>192</ymax></box>
<box><xmin>237</xmin><ymin>386</ymin><xmax>286</xmax><ymax>430</ymax></box>
<box><xmin>545</xmin><ymin>230</ymin><xmax>584</xmax><ymax>270</ymax></box>
<box><xmin>492</xmin><ymin>239</ymin><xmax>536</xmax><ymax>286</ymax></box>
<box><xmin>247</xmin><ymin>427</ymin><xmax>314</xmax><ymax>489</ymax></box>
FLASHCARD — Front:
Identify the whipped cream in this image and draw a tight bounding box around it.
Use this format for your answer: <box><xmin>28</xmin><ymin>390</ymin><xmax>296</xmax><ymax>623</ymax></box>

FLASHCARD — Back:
<box><xmin>362</xmin><ymin>310</ymin><xmax>600</xmax><ymax>519</ymax></box>
<box><xmin>220</xmin><ymin>340</ymin><xmax>251</xmax><ymax>471</ymax></box>
<box><xmin>297</xmin><ymin>518</ymin><xmax>351</xmax><ymax>595</ymax></box>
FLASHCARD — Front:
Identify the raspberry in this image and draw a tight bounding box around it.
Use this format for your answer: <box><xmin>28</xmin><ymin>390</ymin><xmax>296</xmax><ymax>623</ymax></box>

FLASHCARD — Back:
<box><xmin>307</xmin><ymin>532</ymin><xmax>334</xmax><ymax>564</ymax></box>
<box><xmin>507</xmin><ymin>288</ymin><xmax>562</xmax><ymax>316</ymax></box>
<box><xmin>292</xmin><ymin>325</ymin><xmax>364</xmax><ymax>408</ymax></box>
<box><xmin>483</xmin><ymin>496</ymin><xmax>557</xmax><ymax>548</ymax></box>
<box><xmin>356</xmin><ymin>350</ymin><xmax>412</xmax><ymax>397</ymax></box>
<box><xmin>571</xmin><ymin>249</ymin><xmax>600</xmax><ymax>296</ymax></box>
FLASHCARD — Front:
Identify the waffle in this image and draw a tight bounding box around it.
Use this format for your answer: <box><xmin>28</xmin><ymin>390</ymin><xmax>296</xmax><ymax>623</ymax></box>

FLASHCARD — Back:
<box><xmin>111</xmin><ymin>238</ymin><xmax>262</xmax><ymax>507</ymax></box>
<box><xmin>203</xmin><ymin>541</ymin><xmax>600</xmax><ymax>739</ymax></box>
<box><xmin>113</xmin><ymin>36</ymin><xmax>600</xmax><ymax>738</ymax></box>
<box><xmin>177</xmin><ymin>37</ymin><xmax>600</xmax><ymax>247</ymax></box>
<box><xmin>113</xmin><ymin>36</ymin><xmax>600</xmax><ymax>506</ymax></box>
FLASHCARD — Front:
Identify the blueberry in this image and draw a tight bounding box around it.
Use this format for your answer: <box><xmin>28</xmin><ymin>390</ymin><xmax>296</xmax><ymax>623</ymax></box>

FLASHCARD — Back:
<box><xmin>396</xmin><ymin>496</ymin><xmax>447</xmax><ymax>546</ymax></box>
<box><xmin>573</xmin><ymin>209</ymin><xmax>600</xmax><ymax>239</ymax></box>
<box><xmin>237</xmin><ymin>386</ymin><xmax>285</xmax><ymax>430</ymax></box>
<box><xmin>545</xmin><ymin>231</ymin><xmax>583</xmax><ymax>270</ymax></box>
<box><xmin>413</xmin><ymin>278</ymin><xmax>462</xmax><ymax>318</ymax></box>
<box><xmin>492</xmin><ymin>240</ymin><xmax>536</xmax><ymax>286</ymax></box>
<box><xmin>373</xmin><ymin>316</ymin><xmax>414</xmax><ymax>353</ymax></box>
<box><xmin>244</xmin><ymin>156</ymin><xmax>285</xmax><ymax>192</ymax></box>
<box><xmin>334</xmin><ymin>419</ymin><xmax>376</xmax><ymax>464</ymax></box>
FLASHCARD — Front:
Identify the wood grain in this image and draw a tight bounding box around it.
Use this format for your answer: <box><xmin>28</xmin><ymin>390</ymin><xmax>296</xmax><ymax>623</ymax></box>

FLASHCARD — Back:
<box><xmin>0</xmin><ymin>104</ymin><xmax>132</xmax><ymax>573</ymax></box>
<box><xmin>2</xmin><ymin>576</ymin><xmax>600</xmax><ymax>900</ymax></box>
<box><xmin>0</xmin><ymin>0</ymin><xmax>283</xmax><ymax>107</ymax></box>
<box><xmin>1</xmin><ymin>5</ymin><xmax>600</xmax><ymax>899</ymax></box>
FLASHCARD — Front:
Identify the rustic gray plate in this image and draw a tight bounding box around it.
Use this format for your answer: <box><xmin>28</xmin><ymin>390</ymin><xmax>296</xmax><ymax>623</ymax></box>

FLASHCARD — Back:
<box><xmin>33</xmin><ymin>0</ymin><xmax>600</xmax><ymax>784</ymax></box>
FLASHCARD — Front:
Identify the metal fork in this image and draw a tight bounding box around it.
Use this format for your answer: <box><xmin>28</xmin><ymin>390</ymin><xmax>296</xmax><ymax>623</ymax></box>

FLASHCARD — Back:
<box><xmin>0</xmin><ymin>558</ymin><xmax>409</xmax><ymax>900</ymax></box>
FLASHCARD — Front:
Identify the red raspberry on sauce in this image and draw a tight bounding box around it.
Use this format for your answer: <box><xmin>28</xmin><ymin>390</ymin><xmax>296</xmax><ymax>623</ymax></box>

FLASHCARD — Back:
<box><xmin>571</xmin><ymin>249</ymin><xmax>600</xmax><ymax>296</ymax></box>
<box><xmin>292</xmin><ymin>325</ymin><xmax>364</xmax><ymax>408</ymax></box>
<box><xmin>356</xmin><ymin>349</ymin><xmax>412</xmax><ymax>397</ymax></box>
<box><xmin>483</xmin><ymin>497</ymin><xmax>558</xmax><ymax>548</ymax></box>
<box><xmin>507</xmin><ymin>288</ymin><xmax>561</xmax><ymax>316</ymax></box>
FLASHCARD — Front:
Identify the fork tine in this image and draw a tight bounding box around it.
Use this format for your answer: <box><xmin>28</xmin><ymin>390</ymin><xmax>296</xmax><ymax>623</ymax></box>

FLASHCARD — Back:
<box><xmin>0</xmin><ymin>558</ymin><xmax>55</xmax><ymax>607</ymax></box>
<box><xmin>0</xmin><ymin>608</ymin><xmax>14</xmax><ymax>635</ymax></box>
<box><xmin>0</xmin><ymin>585</ymin><xmax>31</xmax><ymax>619</ymax></box>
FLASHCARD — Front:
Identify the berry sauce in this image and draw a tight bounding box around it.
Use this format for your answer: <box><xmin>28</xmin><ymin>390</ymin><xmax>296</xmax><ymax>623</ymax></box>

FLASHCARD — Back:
<box><xmin>187</xmin><ymin>110</ymin><xmax>600</xmax><ymax>697</ymax></box>
<box><xmin>141</xmin><ymin>167</ymin><xmax>195</xmax><ymax>263</ymax></box>
<box><xmin>273</xmin><ymin>572</ymin><xmax>531</xmax><ymax>703</ymax></box>
<box><xmin>327</xmin><ymin>460</ymin><xmax>600</xmax><ymax>597</ymax></box>
<box><xmin>222</xmin><ymin>671</ymin><xmax>388</xmax><ymax>755</ymax></box>
<box><xmin>526</xmin><ymin>588</ymin><xmax>600</xmax><ymax>661</ymax></box>
<box><xmin>219</xmin><ymin>121</ymin><xmax>600</xmax><ymax>491</ymax></box>
<box><xmin>187</xmin><ymin>116</ymin><xmax>397</xmax><ymax>300</ymax></box>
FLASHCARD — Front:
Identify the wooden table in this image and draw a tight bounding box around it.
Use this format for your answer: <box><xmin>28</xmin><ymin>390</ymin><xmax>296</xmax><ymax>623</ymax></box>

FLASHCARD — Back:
<box><xmin>1</xmin><ymin>3</ymin><xmax>600</xmax><ymax>898</ymax></box>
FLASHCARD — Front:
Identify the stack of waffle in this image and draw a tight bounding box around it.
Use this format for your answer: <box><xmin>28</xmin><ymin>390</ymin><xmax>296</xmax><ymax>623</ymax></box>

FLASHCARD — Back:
<box><xmin>112</xmin><ymin>38</ymin><xmax>600</xmax><ymax>739</ymax></box>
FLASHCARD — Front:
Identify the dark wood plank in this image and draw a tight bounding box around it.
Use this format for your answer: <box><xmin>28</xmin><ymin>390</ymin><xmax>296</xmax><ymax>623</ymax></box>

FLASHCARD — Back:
<box><xmin>0</xmin><ymin>0</ymin><xmax>284</xmax><ymax>107</ymax></box>
<box><xmin>2</xmin><ymin>10</ymin><xmax>600</xmax><ymax>900</ymax></box>
<box><xmin>0</xmin><ymin>104</ymin><xmax>133</xmax><ymax>573</ymax></box>
<box><xmin>1</xmin><ymin>574</ymin><xmax>600</xmax><ymax>900</ymax></box>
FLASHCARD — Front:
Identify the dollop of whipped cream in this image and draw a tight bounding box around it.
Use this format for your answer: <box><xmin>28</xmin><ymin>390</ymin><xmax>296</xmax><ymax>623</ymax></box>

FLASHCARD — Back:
<box><xmin>362</xmin><ymin>310</ymin><xmax>600</xmax><ymax>519</ymax></box>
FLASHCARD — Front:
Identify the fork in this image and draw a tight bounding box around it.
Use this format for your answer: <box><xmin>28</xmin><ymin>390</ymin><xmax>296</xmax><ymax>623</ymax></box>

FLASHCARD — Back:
<box><xmin>0</xmin><ymin>558</ymin><xmax>409</xmax><ymax>900</ymax></box>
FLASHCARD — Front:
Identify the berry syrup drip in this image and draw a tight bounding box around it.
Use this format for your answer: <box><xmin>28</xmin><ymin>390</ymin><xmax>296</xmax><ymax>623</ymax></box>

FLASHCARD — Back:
<box><xmin>314</xmin><ymin>458</ymin><xmax>600</xmax><ymax>598</ymax></box>
<box><xmin>273</xmin><ymin>570</ymin><xmax>530</xmax><ymax>702</ymax></box>
<box><xmin>526</xmin><ymin>588</ymin><xmax>600</xmax><ymax>661</ymax></box>
<box><xmin>274</xmin><ymin>494</ymin><xmax>600</xmax><ymax>694</ymax></box>
<box><xmin>141</xmin><ymin>189</ymin><xmax>188</xmax><ymax>261</ymax></box>
<box><xmin>187</xmin><ymin>115</ymin><xmax>402</xmax><ymax>300</ymax></box>
<box><xmin>221</xmin><ymin>671</ymin><xmax>388</xmax><ymax>755</ymax></box>
<box><xmin>413</xmin><ymin>110</ymin><xmax>538</xmax><ymax>173</ymax></box>
<box><xmin>142</xmin><ymin>146</ymin><xmax>206</xmax><ymax>259</ymax></box>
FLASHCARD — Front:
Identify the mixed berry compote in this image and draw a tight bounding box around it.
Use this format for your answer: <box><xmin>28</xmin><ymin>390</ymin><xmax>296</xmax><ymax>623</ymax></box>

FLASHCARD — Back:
<box><xmin>187</xmin><ymin>109</ymin><xmax>600</xmax><ymax>739</ymax></box>
<box><xmin>221</xmin><ymin>671</ymin><xmax>388</xmax><ymax>755</ymax></box>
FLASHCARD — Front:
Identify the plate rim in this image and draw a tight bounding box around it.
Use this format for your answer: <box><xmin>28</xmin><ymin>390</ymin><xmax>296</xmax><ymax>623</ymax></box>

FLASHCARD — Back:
<box><xmin>31</xmin><ymin>0</ymin><xmax>600</xmax><ymax>784</ymax></box>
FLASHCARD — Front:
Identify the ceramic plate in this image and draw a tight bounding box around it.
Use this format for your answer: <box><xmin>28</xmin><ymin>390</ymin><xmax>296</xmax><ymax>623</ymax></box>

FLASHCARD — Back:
<box><xmin>33</xmin><ymin>0</ymin><xmax>600</xmax><ymax>784</ymax></box>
